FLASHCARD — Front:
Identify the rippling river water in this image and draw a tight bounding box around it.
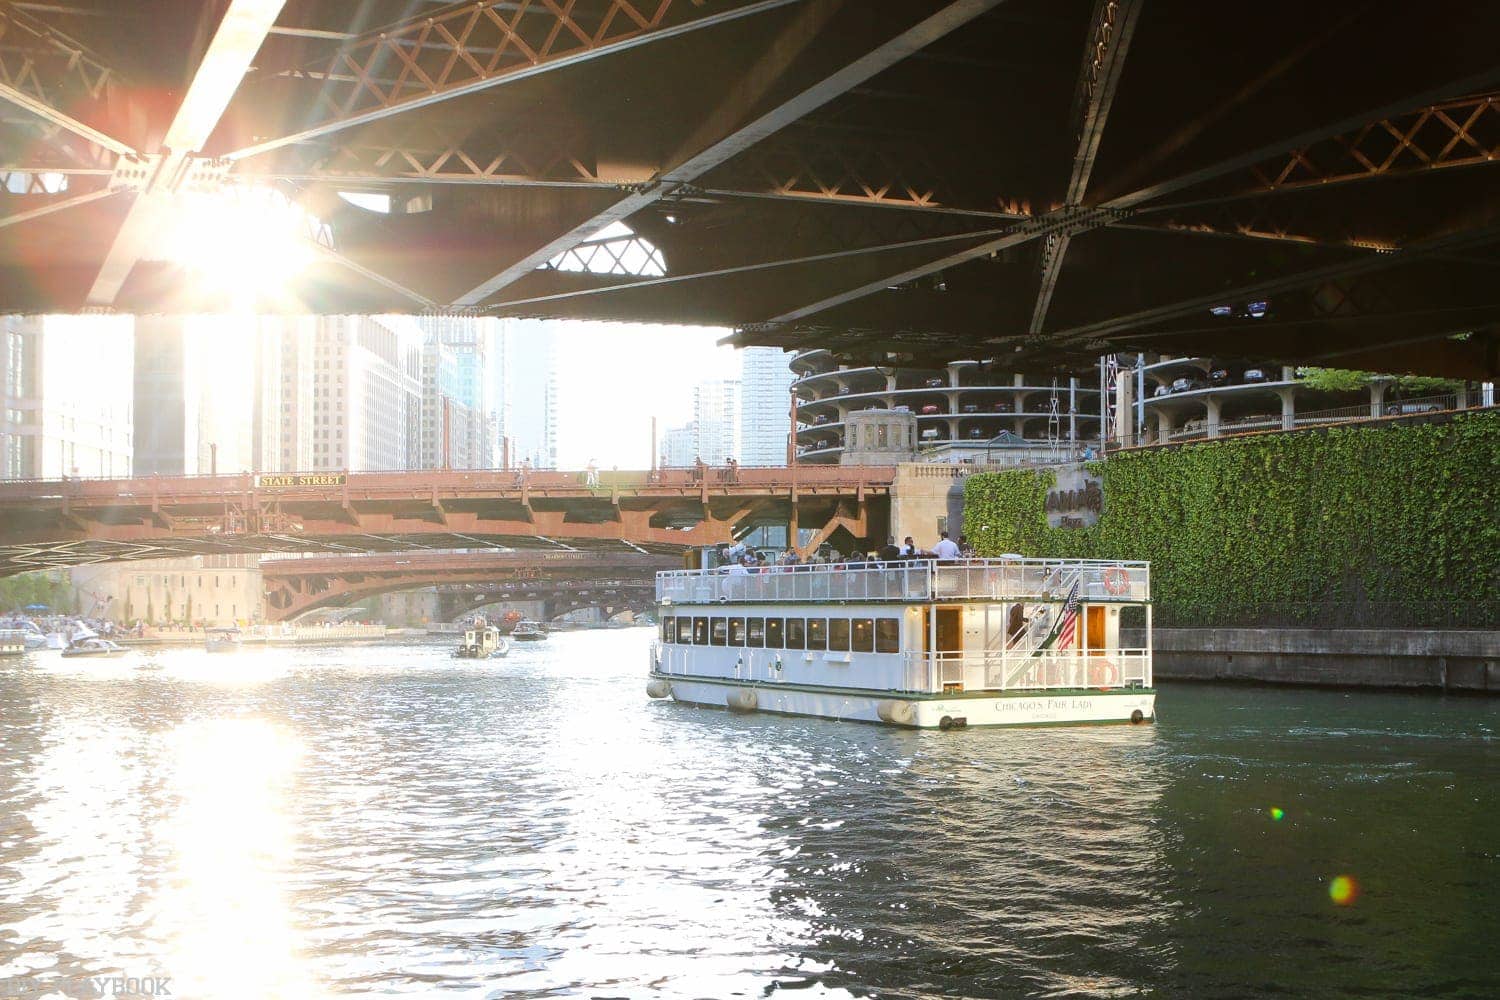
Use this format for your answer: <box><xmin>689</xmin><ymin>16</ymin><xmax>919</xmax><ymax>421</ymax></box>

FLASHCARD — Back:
<box><xmin>1</xmin><ymin>629</ymin><xmax>1497</xmax><ymax>999</ymax></box>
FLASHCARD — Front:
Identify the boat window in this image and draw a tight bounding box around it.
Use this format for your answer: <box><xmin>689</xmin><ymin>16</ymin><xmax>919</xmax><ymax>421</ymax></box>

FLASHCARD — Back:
<box><xmin>828</xmin><ymin>618</ymin><xmax>850</xmax><ymax>651</ymax></box>
<box><xmin>876</xmin><ymin>618</ymin><xmax>900</xmax><ymax>653</ymax></box>
<box><xmin>677</xmin><ymin>618</ymin><xmax>693</xmax><ymax>644</ymax></box>
<box><xmin>692</xmin><ymin>617</ymin><xmax>708</xmax><ymax>644</ymax></box>
<box><xmin>851</xmin><ymin>618</ymin><xmax>874</xmax><ymax>652</ymax></box>
<box><xmin>806</xmin><ymin>618</ymin><xmax>827</xmax><ymax>650</ymax></box>
<box><xmin>710</xmin><ymin>618</ymin><xmax>728</xmax><ymax>645</ymax></box>
<box><xmin>784</xmin><ymin>618</ymin><xmax>804</xmax><ymax>649</ymax></box>
<box><xmin>747</xmin><ymin>617</ymin><xmax>764</xmax><ymax>647</ymax></box>
<box><xmin>661</xmin><ymin>616</ymin><xmax>674</xmax><ymax>643</ymax></box>
<box><xmin>728</xmin><ymin>617</ymin><xmax>745</xmax><ymax>646</ymax></box>
<box><xmin>765</xmin><ymin>618</ymin><xmax>783</xmax><ymax>648</ymax></box>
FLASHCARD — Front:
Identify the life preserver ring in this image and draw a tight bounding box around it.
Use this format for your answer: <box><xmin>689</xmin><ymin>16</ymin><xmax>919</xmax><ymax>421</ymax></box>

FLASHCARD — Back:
<box><xmin>1102</xmin><ymin>567</ymin><xmax>1130</xmax><ymax>595</ymax></box>
<box><xmin>1088</xmin><ymin>659</ymin><xmax>1120</xmax><ymax>689</ymax></box>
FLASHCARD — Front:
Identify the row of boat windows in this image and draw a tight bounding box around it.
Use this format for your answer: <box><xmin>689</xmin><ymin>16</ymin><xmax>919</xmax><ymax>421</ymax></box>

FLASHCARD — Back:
<box><xmin>660</xmin><ymin>615</ymin><xmax>900</xmax><ymax>653</ymax></box>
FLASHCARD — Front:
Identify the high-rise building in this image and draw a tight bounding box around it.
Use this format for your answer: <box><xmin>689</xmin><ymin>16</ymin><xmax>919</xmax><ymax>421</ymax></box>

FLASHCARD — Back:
<box><xmin>133</xmin><ymin>316</ymin><xmax>258</xmax><ymax>476</ymax></box>
<box><xmin>738</xmin><ymin>346</ymin><xmax>795</xmax><ymax>465</ymax></box>
<box><xmin>418</xmin><ymin>314</ymin><xmax>498</xmax><ymax>467</ymax></box>
<box><xmin>500</xmin><ymin>319</ymin><xmax>559</xmax><ymax>468</ymax></box>
<box><xmin>3</xmin><ymin>314</ymin><xmax>133</xmax><ymax>479</ymax></box>
<box><xmin>693</xmin><ymin>378</ymin><xmax>739</xmax><ymax>465</ymax></box>
<box><xmin>266</xmin><ymin>316</ymin><xmax>316</xmax><ymax>473</ymax></box>
<box><xmin>309</xmin><ymin>316</ymin><xmax>422</xmax><ymax>471</ymax></box>
<box><xmin>2</xmin><ymin>315</ymin><xmax>40</xmax><ymax>480</ymax></box>
<box><xmin>660</xmin><ymin>423</ymin><xmax>696</xmax><ymax>468</ymax></box>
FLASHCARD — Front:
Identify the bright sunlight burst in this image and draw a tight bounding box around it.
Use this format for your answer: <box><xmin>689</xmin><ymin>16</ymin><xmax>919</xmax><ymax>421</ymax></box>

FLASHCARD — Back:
<box><xmin>154</xmin><ymin>186</ymin><xmax>323</xmax><ymax>308</ymax></box>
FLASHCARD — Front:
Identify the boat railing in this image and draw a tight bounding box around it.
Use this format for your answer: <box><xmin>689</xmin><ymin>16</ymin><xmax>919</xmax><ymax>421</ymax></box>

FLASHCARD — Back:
<box><xmin>655</xmin><ymin>558</ymin><xmax>1149</xmax><ymax>605</ymax></box>
<box><xmin>650</xmin><ymin>643</ymin><xmax>1151</xmax><ymax>694</ymax></box>
<box><xmin>900</xmin><ymin>649</ymin><xmax>1152</xmax><ymax>694</ymax></box>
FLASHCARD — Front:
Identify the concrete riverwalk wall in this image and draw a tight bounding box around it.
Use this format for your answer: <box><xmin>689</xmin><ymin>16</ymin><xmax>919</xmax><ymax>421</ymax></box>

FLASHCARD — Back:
<box><xmin>1126</xmin><ymin>628</ymin><xmax>1499</xmax><ymax>692</ymax></box>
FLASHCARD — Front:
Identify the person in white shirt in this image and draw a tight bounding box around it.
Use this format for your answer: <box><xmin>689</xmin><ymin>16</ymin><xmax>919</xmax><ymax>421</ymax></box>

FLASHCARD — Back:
<box><xmin>932</xmin><ymin>531</ymin><xmax>961</xmax><ymax>560</ymax></box>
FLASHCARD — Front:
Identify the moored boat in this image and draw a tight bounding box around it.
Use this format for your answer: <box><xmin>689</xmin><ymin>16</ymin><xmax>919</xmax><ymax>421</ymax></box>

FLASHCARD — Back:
<box><xmin>205</xmin><ymin>627</ymin><xmax>242</xmax><ymax>653</ymax></box>
<box><xmin>60</xmin><ymin>637</ymin><xmax>129</xmax><ymax>658</ymax></box>
<box><xmin>0</xmin><ymin>629</ymin><xmax>27</xmax><ymax>657</ymax></box>
<box><xmin>648</xmin><ymin>557</ymin><xmax>1155</xmax><ymax>729</ymax></box>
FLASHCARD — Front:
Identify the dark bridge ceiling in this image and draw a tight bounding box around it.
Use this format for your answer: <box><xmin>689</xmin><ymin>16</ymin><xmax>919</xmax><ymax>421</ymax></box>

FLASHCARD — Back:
<box><xmin>1</xmin><ymin>0</ymin><xmax>1498</xmax><ymax>377</ymax></box>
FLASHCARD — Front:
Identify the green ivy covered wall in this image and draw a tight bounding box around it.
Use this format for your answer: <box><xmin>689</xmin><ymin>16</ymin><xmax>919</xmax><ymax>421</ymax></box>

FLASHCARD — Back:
<box><xmin>963</xmin><ymin>412</ymin><xmax>1500</xmax><ymax>628</ymax></box>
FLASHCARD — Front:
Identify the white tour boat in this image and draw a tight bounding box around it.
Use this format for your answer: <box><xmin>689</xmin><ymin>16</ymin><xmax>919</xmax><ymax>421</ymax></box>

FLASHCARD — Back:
<box><xmin>648</xmin><ymin>557</ymin><xmax>1155</xmax><ymax>729</ymax></box>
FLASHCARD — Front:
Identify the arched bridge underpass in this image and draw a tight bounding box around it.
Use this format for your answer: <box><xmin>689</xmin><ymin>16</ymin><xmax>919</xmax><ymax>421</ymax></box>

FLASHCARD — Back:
<box><xmin>439</xmin><ymin>582</ymin><xmax>658</xmax><ymax>626</ymax></box>
<box><xmin>262</xmin><ymin>549</ymin><xmax>673</xmax><ymax>623</ymax></box>
<box><xmin>0</xmin><ymin>466</ymin><xmax>892</xmax><ymax>577</ymax></box>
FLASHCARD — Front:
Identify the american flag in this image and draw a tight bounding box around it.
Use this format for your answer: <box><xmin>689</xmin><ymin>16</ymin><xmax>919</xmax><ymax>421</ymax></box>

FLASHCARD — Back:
<box><xmin>1055</xmin><ymin>579</ymin><xmax>1082</xmax><ymax>651</ymax></box>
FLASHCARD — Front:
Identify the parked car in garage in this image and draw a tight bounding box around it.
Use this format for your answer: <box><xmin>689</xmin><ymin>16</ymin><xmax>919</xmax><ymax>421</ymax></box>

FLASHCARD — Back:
<box><xmin>923</xmin><ymin>376</ymin><xmax>945</xmax><ymax>388</ymax></box>
<box><xmin>919</xmin><ymin>404</ymin><xmax>942</xmax><ymax>415</ymax></box>
<box><xmin>1242</xmin><ymin>367</ymin><xmax>1272</xmax><ymax>383</ymax></box>
<box><xmin>992</xmin><ymin>401</ymin><xmax>1012</xmax><ymax>413</ymax></box>
<box><xmin>1171</xmin><ymin>376</ymin><xmax>1204</xmax><ymax>393</ymax></box>
<box><xmin>1208</xmin><ymin>367</ymin><xmax>1231</xmax><ymax>386</ymax></box>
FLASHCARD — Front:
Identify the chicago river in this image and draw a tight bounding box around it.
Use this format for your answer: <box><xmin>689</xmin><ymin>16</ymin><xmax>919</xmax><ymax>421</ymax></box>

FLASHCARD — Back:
<box><xmin>1</xmin><ymin>630</ymin><xmax>1496</xmax><ymax>998</ymax></box>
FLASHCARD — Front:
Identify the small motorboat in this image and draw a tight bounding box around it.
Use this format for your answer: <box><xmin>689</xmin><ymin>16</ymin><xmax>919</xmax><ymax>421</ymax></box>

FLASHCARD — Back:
<box><xmin>60</xmin><ymin>637</ymin><xmax>129</xmax><ymax>658</ymax></box>
<box><xmin>205</xmin><ymin>627</ymin><xmax>242</xmax><ymax>653</ymax></box>
<box><xmin>0</xmin><ymin>628</ymin><xmax>27</xmax><ymax>657</ymax></box>
<box><xmin>510</xmin><ymin>620</ymin><xmax>547</xmax><ymax>642</ymax></box>
<box><xmin>455</xmin><ymin>623</ymin><xmax>509</xmax><ymax>659</ymax></box>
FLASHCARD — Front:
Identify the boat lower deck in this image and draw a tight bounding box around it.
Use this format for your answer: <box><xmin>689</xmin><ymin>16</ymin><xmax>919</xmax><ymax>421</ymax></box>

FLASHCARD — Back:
<box><xmin>649</xmin><ymin>673</ymin><xmax>1156</xmax><ymax>729</ymax></box>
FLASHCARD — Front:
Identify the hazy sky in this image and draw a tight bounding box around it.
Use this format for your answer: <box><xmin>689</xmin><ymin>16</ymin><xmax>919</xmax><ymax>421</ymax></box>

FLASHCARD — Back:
<box><xmin>549</xmin><ymin>321</ymin><xmax>740</xmax><ymax>469</ymax></box>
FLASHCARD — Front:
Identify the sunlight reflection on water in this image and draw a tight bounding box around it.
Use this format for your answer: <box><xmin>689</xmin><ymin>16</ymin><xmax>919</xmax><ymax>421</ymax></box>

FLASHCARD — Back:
<box><xmin>1</xmin><ymin>631</ymin><xmax>1497</xmax><ymax>998</ymax></box>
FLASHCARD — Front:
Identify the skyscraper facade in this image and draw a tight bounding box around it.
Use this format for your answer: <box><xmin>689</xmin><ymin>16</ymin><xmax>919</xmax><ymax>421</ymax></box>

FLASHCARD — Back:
<box><xmin>660</xmin><ymin>423</ymin><xmax>696</xmax><ymax>468</ymax></box>
<box><xmin>309</xmin><ymin>316</ymin><xmax>422</xmax><ymax>471</ymax></box>
<box><xmin>738</xmin><ymin>346</ymin><xmax>795</xmax><ymax>465</ymax></box>
<box><xmin>418</xmin><ymin>314</ymin><xmax>498</xmax><ymax>468</ymax></box>
<box><xmin>693</xmin><ymin>378</ymin><xmax>739</xmax><ymax>465</ymax></box>
<box><xmin>3</xmin><ymin>314</ymin><xmax>133</xmax><ymax>479</ymax></box>
<box><xmin>500</xmin><ymin>319</ymin><xmax>559</xmax><ymax>468</ymax></box>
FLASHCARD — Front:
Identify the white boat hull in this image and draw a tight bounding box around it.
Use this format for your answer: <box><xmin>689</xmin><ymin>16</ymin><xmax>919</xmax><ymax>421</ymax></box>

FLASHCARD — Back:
<box><xmin>652</xmin><ymin>675</ymin><xmax>1155</xmax><ymax>729</ymax></box>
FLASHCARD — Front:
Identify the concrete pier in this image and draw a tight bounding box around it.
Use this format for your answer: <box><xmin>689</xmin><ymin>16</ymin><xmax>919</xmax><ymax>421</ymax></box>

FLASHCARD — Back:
<box><xmin>1129</xmin><ymin>628</ymin><xmax>1500</xmax><ymax>692</ymax></box>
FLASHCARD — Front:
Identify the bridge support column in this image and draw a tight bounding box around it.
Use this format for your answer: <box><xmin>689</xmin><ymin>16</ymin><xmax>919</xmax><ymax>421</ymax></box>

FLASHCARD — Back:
<box><xmin>1205</xmin><ymin>397</ymin><xmax>1222</xmax><ymax>439</ymax></box>
<box><xmin>1278</xmin><ymin>387</ymin><xmax>1296</xmax><ymax>430</ymax></box>
<box><xmin>1370</xmin><ymin>379</ymin><xmax>1390</xmax><ymax>417</ymax></box>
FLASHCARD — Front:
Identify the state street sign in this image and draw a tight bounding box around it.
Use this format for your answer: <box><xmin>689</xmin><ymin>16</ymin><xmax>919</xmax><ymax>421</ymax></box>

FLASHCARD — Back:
<box><xmin>255</xmin><ymin>473</ymin><xmax>348</xmax><ymax>488</ymax></box>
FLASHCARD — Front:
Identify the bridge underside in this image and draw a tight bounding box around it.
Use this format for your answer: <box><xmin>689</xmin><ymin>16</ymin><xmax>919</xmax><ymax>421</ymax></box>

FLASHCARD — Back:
<box><xmin>266</xmin><ymin>567</ymin><xmax>660</xmax><ymax>621</ymax></box>
<box><xmin>1</xmin><ymin>1</ymin><xmax>1496</xmax><ymax>377</ymax></box>
<box><xmin>0</xmin><ymin>469</ymin><xmax>888</xmax><ymax>574</ymax></box>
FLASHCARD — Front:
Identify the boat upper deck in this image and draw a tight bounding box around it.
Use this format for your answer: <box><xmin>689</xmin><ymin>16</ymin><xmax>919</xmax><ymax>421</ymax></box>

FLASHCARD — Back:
<box><xmin>656</xmin><ymin>558</ymin><xmax>1150</xmax><ymax>606</ymax></box>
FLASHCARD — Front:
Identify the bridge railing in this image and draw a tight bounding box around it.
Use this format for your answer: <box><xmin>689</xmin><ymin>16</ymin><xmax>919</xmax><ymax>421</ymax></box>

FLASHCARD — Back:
<box><xmin>656</xmin><ymin>558</ymin><xmax>1150</xmax><ymax>605</ymax></box>
<box><xmin>0</xmin><ymin>463</ymin><xmax>896</xmax><ymax>496</ymax></box>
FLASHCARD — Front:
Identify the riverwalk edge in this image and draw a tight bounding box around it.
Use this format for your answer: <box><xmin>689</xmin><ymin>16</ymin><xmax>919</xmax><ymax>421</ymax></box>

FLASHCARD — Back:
<box><xmin>1124</xmin><ymin>628</ymin><xmax>1499</xmax><ymax>692</ymax></box>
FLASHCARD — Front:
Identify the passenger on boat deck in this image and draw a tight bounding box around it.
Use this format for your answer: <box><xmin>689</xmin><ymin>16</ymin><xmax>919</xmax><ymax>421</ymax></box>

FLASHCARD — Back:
<box><xmin>933</xmin><ymin>531</ymin><xmax>961</xmax><ymax>560</ymax></box>
<box><xmin>958</xmin><ymin>535</ymin><xmax>974</xmax><ymax>557</ymax></box>
<box><xmin>879</xmin><ymin>536</ymin><xmax>902</xmax><ymax>561</ymax></box>
<box><xmin>899</xmin><ymin>536</ymin><xmax>919</xmax><ymax>557</ymax></box>
<box><xmin>726</xmin><ymin>558</ymin><xmax>749</xmax><ymax>577</ymax></box>
<box><xmin>780</xmin><ymin>549</ymin><xmax>800</xmax><ymax>566</ymax></box>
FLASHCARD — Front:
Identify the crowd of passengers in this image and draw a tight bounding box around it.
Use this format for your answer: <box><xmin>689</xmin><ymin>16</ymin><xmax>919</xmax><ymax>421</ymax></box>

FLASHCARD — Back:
<box><xmin>714</xmin><ymin>531</ymin><xmax>976</xmax><ymax>573</ymax></box>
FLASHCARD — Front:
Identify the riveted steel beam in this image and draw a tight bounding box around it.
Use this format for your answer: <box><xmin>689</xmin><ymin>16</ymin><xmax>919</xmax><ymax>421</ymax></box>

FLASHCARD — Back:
<box><xmin>764</xmin><ymin>66</ymin><xmax>1500</xmax><ymax>330</ymax></box>
<box><xmin>224</xmin><ymin>0</ymin><xmax>803</xmax><ymax>162</ymax></box>
<box><xmin>0</xmin><ymin>2</ymin><xmax>138</xmax><ymax>157</ymax></box>
<box><xmin>1027</xmin><ymin>0</ymin><xmax>1141</xmax><ymax>336</ymax></box>
<box><xmin>86</xmin><ymin>0</ymin><xmax>288</xmax><ymax>305</ymax></box>
<box><xmin>457</xmin><ymin>0</ymin><xmax>1007</xmax><ymax>307</ymax></box>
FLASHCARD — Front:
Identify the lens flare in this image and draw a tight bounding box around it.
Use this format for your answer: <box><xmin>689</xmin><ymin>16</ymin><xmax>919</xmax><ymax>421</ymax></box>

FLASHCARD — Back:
<box><xmin>1269</xmin><ymin>806</ymin><xmax>1285</xmax><ymax>821</ymax></box>
<box><xmin>1329</xmin><ymin>874</ymin><xmax>1359</xmax><ymax>905</ymax></box>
